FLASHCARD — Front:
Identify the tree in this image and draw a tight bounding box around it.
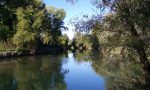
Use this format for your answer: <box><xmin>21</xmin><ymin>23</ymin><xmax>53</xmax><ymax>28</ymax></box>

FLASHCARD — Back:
<box><xmin>0</xmin><ymin>22</ymin><xmax>10</xmax><ymax>40</ymax></box>
<box><xmin>6</xmin><ymin>0</ymin><xmax>67</xmax><ymax>52</ymax></box>
<box><xmin>13</xmin><ymin>4</ymin><xmax>45</xmax><ymax>51</ymax></box>
<box><xmin>74</xmin><ymin>32</ymin><xmax>100</xmax><ymax>50</ymax></box>
<box><xmin>59</xmin><ymin>34</ymin><xmax>69</xmax><ymax>48</ymax></box>
<box><xmin>0</xmin><ymin>0</ymin><xmax>40</xmax><ymax>39</ymax></box>
<box><xmin>0</xmin><ymin>0</ymin><xmax>67</xmax><ymax>53</ymax></box>
<box><xmin>68</xmin><ymin>0</ymin><xmax>150</xmax><ymax>80</ymax></box>
<box><xmin>98</xmin><ymin>0</ymin><xmax>150</xmax><ymax>80</ymax></box>
<box><xmin>44</xmin><ymin>7</ymin><xmax>66</xmax><ymax>45</ymax></box>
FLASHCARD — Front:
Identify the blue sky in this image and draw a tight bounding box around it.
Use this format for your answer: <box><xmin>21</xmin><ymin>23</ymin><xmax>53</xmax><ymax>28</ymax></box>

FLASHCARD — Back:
<box><xmin>43</xmin><ymin>0</ymin><xmax>97</xmax><ymax>39</ymax></box>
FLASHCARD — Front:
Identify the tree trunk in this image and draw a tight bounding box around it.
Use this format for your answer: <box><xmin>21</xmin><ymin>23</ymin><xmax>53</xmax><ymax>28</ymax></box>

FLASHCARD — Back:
<box><xmin>129</xmin><ymin>22</ymin><xmax>150</xmax><ymax>81</ymax></box>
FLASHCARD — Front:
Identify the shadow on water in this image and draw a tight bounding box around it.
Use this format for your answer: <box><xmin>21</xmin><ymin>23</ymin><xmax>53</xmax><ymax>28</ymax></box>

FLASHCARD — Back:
<box><xmin>0</xmin><ymin>50</ymin><xmax>150</xmax><ymax>90</ymax></box>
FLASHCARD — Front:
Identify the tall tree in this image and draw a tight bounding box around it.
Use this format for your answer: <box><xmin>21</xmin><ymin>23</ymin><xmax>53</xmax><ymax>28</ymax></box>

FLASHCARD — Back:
<box><xmin>98</xmin><ymin>0</ymin><xmax>150</xmax><ymax>80</ymax></box>
<box><xmin>68</xmin><ymin>0</ymin><xmax>150</xmax><ymax>80</ymax></box>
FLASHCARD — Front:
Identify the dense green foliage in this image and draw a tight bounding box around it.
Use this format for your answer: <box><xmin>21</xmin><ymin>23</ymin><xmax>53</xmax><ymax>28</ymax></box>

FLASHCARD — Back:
<box><xmin>0</xmin><ymin>0</ymin><xmax>68</xmax><ymax>53</ymax></box>
<box><xmin>73</xmin><ymin>32</ymin><xmax>100</xmax><ymax>50</ymax></box>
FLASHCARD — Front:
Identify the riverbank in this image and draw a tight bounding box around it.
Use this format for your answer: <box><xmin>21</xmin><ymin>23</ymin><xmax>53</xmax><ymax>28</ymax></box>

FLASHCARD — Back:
<box><xmin>0</xmin><ymin>47</ymin><xmax>66</xmax><ymax>58</ymax></box>
<box><xmin>0</xmin><ymin>51</ymin><xmax>36</xmax><ymax>58</ymax></box>
<box><xmin>0</xmin><ymin>46</ymin><xmax>100</xmax><ymax>58</ymax></box>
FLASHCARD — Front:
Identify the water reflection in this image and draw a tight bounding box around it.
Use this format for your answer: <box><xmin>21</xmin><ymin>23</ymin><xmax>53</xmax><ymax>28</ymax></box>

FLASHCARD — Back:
<box><xmin>0</xmin><ymin>51</ymin><xmax>149</xmax><ymax>90</ymax></box>
<box><xmin>74</xmin><ymin>50</ymin><xmax>150</xmax><ymax>90</ymax></box>
<box><xmin>0</xmin><ymin>55</ymin><xmax>66</xmax><ymax>90</ymax></box>
<box><xmin>62</xmin><ymin>53</ymin><xmax>105</xmax><ymax>90</ymax></box>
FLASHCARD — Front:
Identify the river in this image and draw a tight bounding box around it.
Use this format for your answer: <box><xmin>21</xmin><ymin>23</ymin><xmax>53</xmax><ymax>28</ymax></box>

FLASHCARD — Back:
<box><xmin>0</xmin><ymin>51</ymin><xmax>149</xmax><ymax>90</ymax></box>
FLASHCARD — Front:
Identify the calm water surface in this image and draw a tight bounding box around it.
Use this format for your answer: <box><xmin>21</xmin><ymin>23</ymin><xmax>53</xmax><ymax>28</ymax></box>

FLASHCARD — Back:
<box><xmin>62</xmin><ymin>53</ymin><xmax>105</xmax><ymax>90</ymax></box>
<box><xmin>0</xmin><ymin>51</ymin><xmax>148</xmax><ymax>90</ymax></box>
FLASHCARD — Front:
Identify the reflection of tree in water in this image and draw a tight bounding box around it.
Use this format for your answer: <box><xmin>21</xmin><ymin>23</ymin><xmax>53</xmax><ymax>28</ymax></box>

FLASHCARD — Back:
<box><xmin>0</xmin><ymin>55</ymin><xmax>66</xmax><ymax>90</ymax></box>
<box><xmin>0</xmin><ymin>63</ymin><xmax>17</xmax><ymax>90</ymax></box>
<box><xmin>75</xmin><ymin>51</ymin><xmax>150</xmax><ymax>90</ymax></box>
<box><xmin>15</xmin><ymin>56</ymin><xmax>66</xmax><ymax>90</ymax></box>
<box><xmin>74</xmin><ymin>50</ymin><xmax>101</xmax><ymax>62</ymax></box>
<box><xmin>92</xmin><ymin>58</ymin><xmax>145</xmax><ymax>90</ymax></box>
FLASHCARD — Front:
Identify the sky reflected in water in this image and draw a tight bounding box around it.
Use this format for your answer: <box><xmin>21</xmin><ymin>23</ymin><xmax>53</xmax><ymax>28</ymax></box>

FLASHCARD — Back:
<box><xmin>62</xmin><ymin>53</ymin><xmax>105</xmax><ymax>90</ymax></box>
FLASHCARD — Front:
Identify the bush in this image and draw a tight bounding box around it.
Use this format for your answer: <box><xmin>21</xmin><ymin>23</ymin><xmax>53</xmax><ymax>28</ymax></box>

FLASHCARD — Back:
<box><xmin>0</xmin><ymin>41</ymin><xmax>16</xmax><ymax>52</ymax></box>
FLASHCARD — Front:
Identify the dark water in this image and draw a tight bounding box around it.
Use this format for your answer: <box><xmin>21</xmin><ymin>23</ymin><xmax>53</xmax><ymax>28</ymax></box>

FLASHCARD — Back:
<box><xmin>0</xmin><ymin>51</ymin><xmax>149</xmax><ymax>90</ymax></box>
